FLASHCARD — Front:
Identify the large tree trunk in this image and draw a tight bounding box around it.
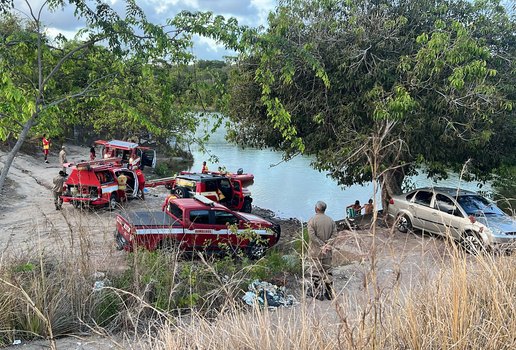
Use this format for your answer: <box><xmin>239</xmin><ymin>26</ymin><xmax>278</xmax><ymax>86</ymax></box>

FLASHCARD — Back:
<box><xmin>380</xmin><ymin>167</ymin><xmax>406</xmax><ymax>211</ymax></box>
<box><xmin>0</xmin><ymin>115</ymin><xmax>36</xmax><ymax>195</ymax></box>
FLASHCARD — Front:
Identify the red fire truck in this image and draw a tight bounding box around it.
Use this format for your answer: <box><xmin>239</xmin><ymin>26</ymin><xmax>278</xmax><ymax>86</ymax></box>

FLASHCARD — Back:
<box><xmin>61</xmin><ymin>158</ymin><xmax>173</xmax><ymax>210</ymax></box>
<box><xmin>115</xmin><ymin>194</ymin><xmax>280</xmax><ymax>259</ymax></box>
<box><xmin>94</xmin><ymin>140</ymin><xmax>156</xmax><ymax>170</ymax></box>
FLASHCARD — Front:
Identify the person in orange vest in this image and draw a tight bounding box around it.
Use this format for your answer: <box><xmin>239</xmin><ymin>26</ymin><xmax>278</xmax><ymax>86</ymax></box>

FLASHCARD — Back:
<box><xmin>117</xmin><ymin>173</ymin><xmax>128</xmax><ymax>204</ymax></box>
<box><xmin>134</xmin><ymin>166</ymin><xmax>146</xmax><ymax>200</ymax></box>
<box><xmin>201</xmin><ymin>161</ymin><xmax>209</xmax><ymax>174</ymax></box>
<box><xmin>42</xmin><ymin>134</ymin><xmax>51</xmax><ymax>163</ymax></box>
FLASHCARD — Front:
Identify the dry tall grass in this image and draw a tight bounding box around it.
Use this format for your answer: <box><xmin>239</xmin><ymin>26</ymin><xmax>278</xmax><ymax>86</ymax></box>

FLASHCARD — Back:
<box><xmin>147</xmin><ymin>252</ymin><xmax>516</xmax><ymax>350</ymax></box>
<box><xmin>1</xmin><ymin>206</ymin><xmax>515</xmax><ymax>350</ymax></box>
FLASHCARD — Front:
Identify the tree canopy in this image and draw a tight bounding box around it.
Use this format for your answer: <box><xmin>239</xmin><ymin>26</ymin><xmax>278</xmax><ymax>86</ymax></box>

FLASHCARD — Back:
<box><xmin>224</xmin><ymin>0</ymin><xmax>515</xmax><ymax>205</ymax></box>
<box><xmin>0</xmin><ymin>0</ymin><xmax>240</xmax><ymax>193</ymax></box>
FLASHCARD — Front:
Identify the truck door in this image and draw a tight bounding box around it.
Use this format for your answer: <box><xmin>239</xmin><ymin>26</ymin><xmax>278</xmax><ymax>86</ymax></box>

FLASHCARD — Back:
<box><xmin>229</xmin><ymin>179</ymin><xmax>244</xmax><ymax>209</ymax></box>
<box><xmin>139</xmin><ymin>149</ymin><xmax>156</xmax><ymax>169</ymax></box>
<box><xmin>188</xmin><ymin>209</ymin><xmax>218</xmax><ymax>249</ymax></box>
<box><xmin>212</xmin><ymin>209</ymin><xmax>240</xmax><ymax>251</ymax></box>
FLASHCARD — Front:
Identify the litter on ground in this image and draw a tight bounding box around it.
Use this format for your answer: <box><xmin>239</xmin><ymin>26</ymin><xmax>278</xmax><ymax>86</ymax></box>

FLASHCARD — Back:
<box><xmin>242</xmin><ymin>279</ymin><xmax>297</xmax><ymax>308</ymax></box>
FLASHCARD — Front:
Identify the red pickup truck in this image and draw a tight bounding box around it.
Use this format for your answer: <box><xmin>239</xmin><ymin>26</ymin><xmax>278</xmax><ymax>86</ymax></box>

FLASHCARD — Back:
<box><xmin>114</xmin><ymin>195</ymin><xmax>281</xmax><ymax>259</ymax></box>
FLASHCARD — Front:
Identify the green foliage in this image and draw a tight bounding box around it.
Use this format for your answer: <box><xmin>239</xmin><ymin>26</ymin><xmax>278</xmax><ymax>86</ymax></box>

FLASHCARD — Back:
<box><xmin>0</xmin><ymin>0</ymin><xmax>244</xmax><ymax>192</ymax></box>
<box><xmin>91</xmin><ymin>289</ymin><xmax>122</xmax><ymax>327</ymax></box>
<box><xmin>225</xmin><ymin>0</ymin><xmax>515</xmax><ymax>200</ymax></box>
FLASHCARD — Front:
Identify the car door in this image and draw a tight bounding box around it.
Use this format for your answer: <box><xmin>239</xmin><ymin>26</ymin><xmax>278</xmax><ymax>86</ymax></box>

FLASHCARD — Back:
<box><xmin>187</xmin><ymin>209</ymin><xmax>214</xmax><ymax>249</ymax></box>
<box><xmin>411</xmin><ymin>190</ymin><xmax>439</xmax><ymax>233</ymax></box>
<box><xmin>140</xmin><ymin>149</ymin><xmax>156</xmax><ymax>168</ymax></box>
<box><xmin>433</xmin><ymin>193</ymin><xmax>464</xmax><ymax>239</ymax></box>
<box><xmin>212</xmin><ymin>209</ymin><xmax>241</xmax><ymax>252</ymax></box>
<box><xmin>229</xmin><ymin>179</ymin><xmax>244</xmax><ymax>209</ymax></box>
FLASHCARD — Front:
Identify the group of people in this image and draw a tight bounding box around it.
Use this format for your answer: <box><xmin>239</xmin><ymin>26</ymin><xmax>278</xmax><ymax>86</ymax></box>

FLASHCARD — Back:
<box><xmin>346</xmin><ymin>198</ymin><xmax>374</xmax><ymax>217</ymax></box>
<box><xmin>46</xmin><ymin>135</ymin><xmax>147</xmax><ymax>210</ymax></box>
<box><xmin>42</xmin><ymin>134</ymin><xmax>69</xmax><ymax>172</ymax></box>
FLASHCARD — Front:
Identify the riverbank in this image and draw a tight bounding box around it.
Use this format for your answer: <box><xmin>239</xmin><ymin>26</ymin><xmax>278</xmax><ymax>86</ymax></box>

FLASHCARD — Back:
<box><xmin>1</xmin><ymin>145</ymin><xmax>514</xmax><ymax>349</ymax></box>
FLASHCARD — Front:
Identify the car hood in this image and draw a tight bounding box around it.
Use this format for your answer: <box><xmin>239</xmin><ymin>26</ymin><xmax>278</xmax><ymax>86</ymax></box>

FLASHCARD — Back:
<box><xmin>477</xmin><ymin>215</ymin><xmax>516</xmax><ymax>234</ymax></box>
<box><xmin>239</xmin><ymin>212</ymin><xmax>272</xmax><ymax>226</ymax></box>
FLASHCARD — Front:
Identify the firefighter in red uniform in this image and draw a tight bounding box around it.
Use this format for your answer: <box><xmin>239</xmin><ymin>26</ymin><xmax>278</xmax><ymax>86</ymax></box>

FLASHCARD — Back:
<box><xmin>134</xmin><ymin>166</ymin><xmax>146</xmax><ymax>200</ymax></box>
<box><xmin>117</xmin><ymin>173</ymin><xmax>128</xmax><ymax>204</ymax></box>
<box><xmin>42</xmin><ymin>134</ymin><xmax>50</xmax><ymax>163</ymax></box>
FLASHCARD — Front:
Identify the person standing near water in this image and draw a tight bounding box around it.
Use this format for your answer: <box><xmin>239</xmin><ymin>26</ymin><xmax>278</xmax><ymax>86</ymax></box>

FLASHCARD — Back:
<box><xmin>306</xmin><ymin>200</ymin><xmax>337</xmax><ymax>300</ymax></box>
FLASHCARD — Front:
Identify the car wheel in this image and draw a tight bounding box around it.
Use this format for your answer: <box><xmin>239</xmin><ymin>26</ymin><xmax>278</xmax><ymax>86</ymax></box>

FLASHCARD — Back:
<box><xmin>242</xmin><ymin>199</ymin><xmax>252</xmax><ymax>213</ymax></box>
<box><xmin>396</xmin><ymin>214</ymin><xmax>412</xmax><ymax>233</ymax></box>
<box><xmin>108</xmin><ymin>193</ymin><xmax>118</xmax><ymax>211</ymax></box>
<box><xmin>73</xmin><ymin>200</ymin><xmax>82</xmax><ymax>209</ymax></box>
<box><xmin>173</xmin><ymin>186</ymin><xmax>189</xmax><ymax>198</ymax></box>
<box><xmin>247</xmin><ymin>241</ymin><xmax>267</xmax><ymax>260</ymax></box>
<box><xmin>461</xmin><ymin>232</ymin><xmax>487</xmax><ymax>255</ymax></box>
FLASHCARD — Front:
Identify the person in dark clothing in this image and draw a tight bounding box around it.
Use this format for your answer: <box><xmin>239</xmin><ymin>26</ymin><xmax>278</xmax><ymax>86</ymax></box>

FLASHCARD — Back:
<box><xmin>90</xmin><ymin>145</ymin><xmax>96</xmax><ymax>161</ymax></box>
<box><xmin>52</xmin><ymin>171</ymin><xmax>67</xmax><ymax>210</ymax></box>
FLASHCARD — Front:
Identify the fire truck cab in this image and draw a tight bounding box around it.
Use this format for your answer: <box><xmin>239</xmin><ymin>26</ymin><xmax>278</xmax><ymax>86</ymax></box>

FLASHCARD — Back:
<box><xmin>94</xmin><ymin>140</ymin><xmax>156</xmax><ymax>170</ymax></box>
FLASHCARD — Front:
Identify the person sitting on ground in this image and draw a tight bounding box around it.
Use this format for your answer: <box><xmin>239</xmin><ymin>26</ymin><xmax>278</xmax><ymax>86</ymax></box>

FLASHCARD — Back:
<box><xmin>363</xmin><ymin>199</ymin><xmax>374</xmax><ymax>215</ymax></box>
<box><xmin>346</xmin><ymin>200</ymin><xmax>362</xmax><ymax>218</ymax></box>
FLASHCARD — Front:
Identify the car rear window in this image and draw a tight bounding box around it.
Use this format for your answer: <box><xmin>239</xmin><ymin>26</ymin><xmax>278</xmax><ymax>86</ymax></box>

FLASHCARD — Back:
<box><xmin>414</xmin><ymin>191</ymin><xmax>432</xmax><ymax>206</ymax></box>
<box><xmin>190</xmin><ymin>210</ymin><xmax>210</xmax><ymax>224</ymax></box>
<box><xmin>168</xmin><ymin>203</ymin><xmax>184</xmax><ymax>220</ymax></box>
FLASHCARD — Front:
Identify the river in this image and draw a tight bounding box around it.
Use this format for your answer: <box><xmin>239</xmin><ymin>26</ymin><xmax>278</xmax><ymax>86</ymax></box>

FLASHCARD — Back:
<box><xmin>181</xmin><ymin>119</ymin><xmax>492</xmax><ymax>221</ymax></box>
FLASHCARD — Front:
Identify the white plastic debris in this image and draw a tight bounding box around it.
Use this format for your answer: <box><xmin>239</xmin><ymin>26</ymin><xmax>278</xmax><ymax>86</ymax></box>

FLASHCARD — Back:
<box><xmin>242</xmin><ymin>279</ymin><xmax>297</xmax><ymax>308</ymax></box>
<box><xmin>12</xmin><ymin>340</ymin><xmax>21</xmax><ymax>345</ymax></box>
<box><xmin>93</xmin><ymin>280</ymin><xmax>105</xmax><ymax>291</ymax></box>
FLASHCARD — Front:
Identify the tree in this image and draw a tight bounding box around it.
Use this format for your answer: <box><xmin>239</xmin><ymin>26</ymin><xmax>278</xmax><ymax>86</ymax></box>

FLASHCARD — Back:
<box><xmin>224</xmin><ymin>0</ymin><xmax>515</xmax><ymax>206</ymax></box>
<box><xmin>0</xmin><ymin>1</ymin><xmax>245</xmax><ymax>193</ymax></box>
<box><xmin>0</xmin><ymin>0</ymin><xmax>178</xmax><ymax>192</ymax></box>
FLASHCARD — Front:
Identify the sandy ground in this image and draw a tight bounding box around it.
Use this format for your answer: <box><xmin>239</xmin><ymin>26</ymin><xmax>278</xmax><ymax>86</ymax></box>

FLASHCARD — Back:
<box><xmin>0</xmin><ymin>145</ymin><xmax>454</xmax><ymax>349</ymax></box>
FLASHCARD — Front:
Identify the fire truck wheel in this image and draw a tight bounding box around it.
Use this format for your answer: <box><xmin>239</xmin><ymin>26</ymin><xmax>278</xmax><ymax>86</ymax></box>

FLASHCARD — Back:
<box><xmin>173</xmin><ymin>186</ymin><xmax>189</xmax><ymax>198</ymax></box>
<box><xmin>247</xmin><ymin>241</ymin><xmax>267</xmax><ymax>260</ymax></box>
<box><xmin>108</xmin><ymin>194</ymin><xmax>118</xmax><ymax>211</ymax></box>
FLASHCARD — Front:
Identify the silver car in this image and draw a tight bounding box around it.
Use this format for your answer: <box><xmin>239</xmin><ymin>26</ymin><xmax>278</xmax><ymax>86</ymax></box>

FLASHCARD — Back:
<box><xmin>387</xmin><ymin>187</ymin><xmax>516</xmax><ymax>253</ymax></box>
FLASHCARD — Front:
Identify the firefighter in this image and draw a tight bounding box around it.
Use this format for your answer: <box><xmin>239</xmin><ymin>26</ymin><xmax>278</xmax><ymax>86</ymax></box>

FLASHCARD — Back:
<box><xmin>117</xmin><ymin>172</ymin><xmax>128</xmax><ymax>204</ymax></box>
<box><xmin>52</xmin><ymin>170</ymin><xmax>67</xmax><ymax>210</ymax></box>
<box><xmin>42</xmin><ymin>134</ymin><xmax>51</xmax><ymax>163</ymax></box>
<box><xmin>134</xmin><ymin>166</ymin><xmax>145</xmax><ymax>200</ymax></box>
